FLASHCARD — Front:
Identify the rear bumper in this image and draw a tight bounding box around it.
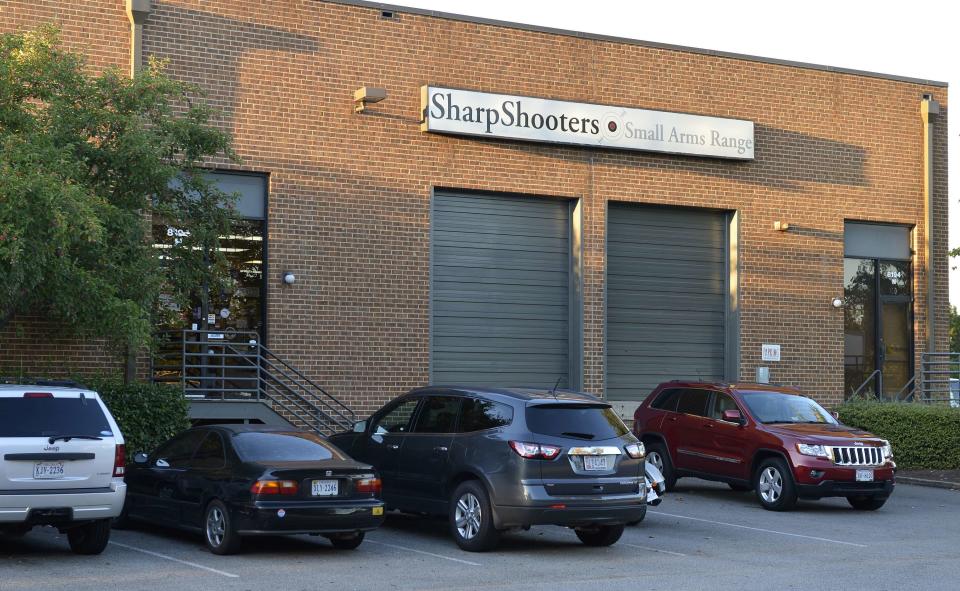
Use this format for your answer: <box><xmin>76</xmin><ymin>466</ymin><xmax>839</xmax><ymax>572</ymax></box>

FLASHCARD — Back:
<box><xmin>493</xmin><ymin>479</ymin><xmax>647</xmax><ymax>528</ymax></box>
<box><xmin>231</xmin><ymin>498</ymin><xmax>385</xmax><ymax>535</ymax></box>
<box><xmin>796</xmin><ymin>479</ymin><xmax>894</xmax><ymax>499</ymax></box>
<box><xmin>0</xmin><ymin>482</ymin><xmax>126</xmax><ymax>524</ymax></box>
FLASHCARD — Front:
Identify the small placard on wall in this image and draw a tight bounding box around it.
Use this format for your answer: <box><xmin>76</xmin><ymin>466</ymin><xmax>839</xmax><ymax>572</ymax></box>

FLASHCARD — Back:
<box><xmin>761</xmin><ymin>344</ymin><xmax>781</xmax><ymax>362</ymax></box>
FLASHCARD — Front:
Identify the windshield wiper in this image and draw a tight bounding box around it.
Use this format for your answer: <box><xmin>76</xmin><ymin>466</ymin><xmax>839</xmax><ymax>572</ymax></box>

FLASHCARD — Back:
<box><xmin>560</xmin><ymin>432</ymin><xmax>595</xmax><ymax>440</ymax></box>
<box><xmin>48</xmin><ymin>435</ymin><xmax>103</xmax><ymax>444</ymax></box>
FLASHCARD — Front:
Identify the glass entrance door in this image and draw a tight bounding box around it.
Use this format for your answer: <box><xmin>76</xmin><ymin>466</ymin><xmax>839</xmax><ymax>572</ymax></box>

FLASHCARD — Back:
<box><xmin>843</xmin><ymin>258</ymin><xmax>913</xmax><ymax>398</ymax></box>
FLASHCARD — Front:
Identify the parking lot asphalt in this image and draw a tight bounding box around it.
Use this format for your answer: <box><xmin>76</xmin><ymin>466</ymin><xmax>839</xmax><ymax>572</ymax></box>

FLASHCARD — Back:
<box><xmin>3</xmin><ymin>480</ymin><xmax>959</xmax><ymax>591</ymax></box>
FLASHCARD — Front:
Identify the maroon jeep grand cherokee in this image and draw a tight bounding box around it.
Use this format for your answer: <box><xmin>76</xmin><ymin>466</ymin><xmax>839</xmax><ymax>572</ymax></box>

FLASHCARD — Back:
<box><xmin>633</xmin><ymin>381</ymin><xmax>895</xmax><ymax>511</ymax></box>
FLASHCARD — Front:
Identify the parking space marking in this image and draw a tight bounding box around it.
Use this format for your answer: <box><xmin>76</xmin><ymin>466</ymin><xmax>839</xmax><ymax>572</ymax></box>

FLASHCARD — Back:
<box><xmin>649</xmin><ymin>511</ymin><xmax>868</xmax><ymax>547</ymax></box>
<box><xmin>621</xmin><ymin>543</ymin><xmax>688</xmax><ymax>557</ymax></box>
<box><xmin>365</xmin><ymin>539</ymin><xmax>481</xmax><ymax>566</ymax></box>
<box><xmin>109</xmin><ymin>541</ymin><xmax>240</xmax><ymax>578</ymax></box>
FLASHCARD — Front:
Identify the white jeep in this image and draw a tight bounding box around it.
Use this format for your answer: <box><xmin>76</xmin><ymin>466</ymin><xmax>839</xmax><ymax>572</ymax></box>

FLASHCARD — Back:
<box><xmin>0</xmin><ymin>382</ymin><xmax>127</xmax><ymax>554</ymax></box>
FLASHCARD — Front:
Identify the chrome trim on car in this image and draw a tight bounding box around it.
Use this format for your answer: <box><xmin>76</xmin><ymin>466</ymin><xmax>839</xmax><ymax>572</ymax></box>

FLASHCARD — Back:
<box><xmin>829</xmin><ymin>445</ymin><xmax>883</xmax><ymax>466</ymax></box>
<box><xmin>567</xmin><ymin>446</ymin><xmax>622</xmax><ymax>456</ymax></box>
<box><xmin>677</xmin><ymin>448</ymin><xmax>742</xmax><ymax>464</ymax></box>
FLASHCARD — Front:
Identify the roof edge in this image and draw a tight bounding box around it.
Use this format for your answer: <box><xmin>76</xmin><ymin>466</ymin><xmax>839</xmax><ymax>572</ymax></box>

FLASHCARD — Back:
<box><xmin>321</xmin><ymin>0</ymin><xmax>948</xmax><ymax>88</ymax></box>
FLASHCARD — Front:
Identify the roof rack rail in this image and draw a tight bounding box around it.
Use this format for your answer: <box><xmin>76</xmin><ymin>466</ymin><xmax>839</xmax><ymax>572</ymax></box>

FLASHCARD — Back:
<box><xmin>0</xmin><ymin>377</ymin><xmax>87</xmax><ymax>389</ymax></box>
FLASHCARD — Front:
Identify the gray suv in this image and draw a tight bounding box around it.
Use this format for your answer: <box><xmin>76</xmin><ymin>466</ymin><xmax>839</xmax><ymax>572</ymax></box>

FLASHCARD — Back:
<box><xmin>329</xmin><ymin>387</ymin><xmax>647</xmax><ymax>551</ymax></box>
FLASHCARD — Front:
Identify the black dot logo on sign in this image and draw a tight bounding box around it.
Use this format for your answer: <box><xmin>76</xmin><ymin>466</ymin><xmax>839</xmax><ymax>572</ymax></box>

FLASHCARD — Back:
<box><xmin>601</xmin><ymin>113</ymin><xmax>624</xmax><ymax>141</ymax></box>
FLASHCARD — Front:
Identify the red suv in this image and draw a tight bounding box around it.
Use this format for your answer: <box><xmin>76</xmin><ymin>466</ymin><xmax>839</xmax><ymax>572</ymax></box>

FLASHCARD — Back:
<box><xmin>633</xmin><ymin>381</ymin><xmax>895</xmax><ymax>511</ymax></box>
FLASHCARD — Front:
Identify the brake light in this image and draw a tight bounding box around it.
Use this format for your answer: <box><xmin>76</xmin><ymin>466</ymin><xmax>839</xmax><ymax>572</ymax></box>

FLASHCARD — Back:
<box><xmin>113</xmin><ymin>444</ymin><xmax>126</xmax><ymax>477</ymax></box>
<box><xmin>23</xmin><ymin>392</ymin><xmax>54</xmax><ymax>398</ymax></box>
<box><xmin>355</xmin><ymin>477</ymin><xmax>382</xmax><ymax>495</ymax></box>
<box><xmin>251</xmin><ymin>480</ymin><xmax>299</xmax><ymax>495</ymax></box>
<box><xmin>509</xmin><ymin>441</ymin><xmax>562</xmax><ymax>460</ymax></box>
<box><xmin>624</xmin><ymin>442</ymin><xmax>646</xmax><ymax>459</ymax></box>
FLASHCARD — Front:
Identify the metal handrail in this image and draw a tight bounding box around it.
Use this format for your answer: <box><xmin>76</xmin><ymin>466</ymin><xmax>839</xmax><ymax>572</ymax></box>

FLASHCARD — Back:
<box><xmin>851</xmin><ymin>369</ymin><xmax>882</xmax><ymax>399</ymax></box>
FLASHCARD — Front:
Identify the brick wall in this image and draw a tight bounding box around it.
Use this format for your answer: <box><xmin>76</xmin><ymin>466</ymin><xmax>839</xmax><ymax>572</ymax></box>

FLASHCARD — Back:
<box><xmin>1</xmin><ymin>1</ymin><xmax>949</xmax><ymax>415</ymax></box>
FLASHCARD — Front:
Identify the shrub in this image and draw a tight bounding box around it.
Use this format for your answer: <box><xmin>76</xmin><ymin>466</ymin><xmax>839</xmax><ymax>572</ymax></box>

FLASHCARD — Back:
<box><xmin>84</xmin><ymin>378</ymin><xmax>190</xmax><ymax>460</ymax></box>
<box><xmin>835</xmin><ymin>401</ymin><xmax>960</xmax><ymax>469</ymax></box>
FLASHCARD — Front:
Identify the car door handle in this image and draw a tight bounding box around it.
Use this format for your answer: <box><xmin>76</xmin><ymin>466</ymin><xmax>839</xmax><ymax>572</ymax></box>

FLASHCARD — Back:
<box><xmin>387</xmin><ymin>444</ymin><xmax>400</xmax><ymax>450</ymax></box>
<box><xmin>704</xmin><ymin>423</ymin><xmax>715</xmax><ymax>429</ymax></box>
<box><xmin>434</xmin><ymin>446</ymin><xmax>448</xmax><ymax>453</ymax></box>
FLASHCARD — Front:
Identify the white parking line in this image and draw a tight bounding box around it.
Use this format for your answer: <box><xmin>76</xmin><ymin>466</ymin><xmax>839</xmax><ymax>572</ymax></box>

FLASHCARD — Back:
<box><xmin>109</xmin><ymin>541</ymin><xmax>240</xmax><ymax>578</ymax></box>
<box><xmin>622</xmin><ymin>543</ymin><xmax>688</xmax><ymax>557</ymax></box>
<box><xmin>365</xmin><ymin>539</ymin><xmax>481</xmax><ymax>566</ymax></box>
<box><xmin>649</xmin><ymin>511</ymin><xmax>868</xmax><ymax>547</ymax></box>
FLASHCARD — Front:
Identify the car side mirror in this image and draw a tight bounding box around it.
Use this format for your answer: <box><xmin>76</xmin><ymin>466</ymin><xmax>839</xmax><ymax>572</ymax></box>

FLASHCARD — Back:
<box><xmin>722</xmin><ymin>409</ymin><xmax>745</xmax><ymax>425</ymax></box>
<box><xmin>134</xmin><ymin>452</ymin><xmax>149</xmax><ymax>465</ymax></box>
<box><xmin>831</xmin><ymin>411</ymin><xmax>839</xmax><ymax>420</ymax></box>
<box><xmin>353</xmin><ymin>420</ymin><xmax>367</xmax><ymax>433</ymax></box>
<box><xmin>154</xmin><ymin>458</ymin><xmax>170</xmax><ymax>468</ymax></box>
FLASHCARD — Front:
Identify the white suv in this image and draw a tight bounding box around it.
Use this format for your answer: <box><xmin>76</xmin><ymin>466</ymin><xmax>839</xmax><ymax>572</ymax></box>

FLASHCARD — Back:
<box><xmin>0</xmin><ymin>383</ymin><xmax>127</xmax><ymax>554</ymax></box>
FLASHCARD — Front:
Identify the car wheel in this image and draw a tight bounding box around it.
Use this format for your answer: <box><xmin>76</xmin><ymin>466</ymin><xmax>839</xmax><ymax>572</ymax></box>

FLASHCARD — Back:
<box><xmin>449</xmin><ymin>480</ymin><xmax>500</xmax><ymax>552</ymax></box>
<box><xmin>626</xmin><ymin>503</ymin><xmax>648</xmax><ymax>526</ymax></box>
<box><xmin>754</xmin><ymin>458</ymin><xmax>797</xmax><ymax>511</ymax></box>
<box><xmin>575</xmin><ymin>524</ymin><xmax>625</xmax><ymax>547</ymax></box>
<box><xmin>847</xmin><ymin>496</ymin><xmax>887</xmax><ymax>511</ymax></box>
<box><xmin>328</xmin><ymin>532</ymin><xmax>365</xmax><ymax>550</ymax></box>
<box><xmin>728</xmin><ymin>482</ymin><xmax>752</xmax><ymax>492</ymax></box>
<box><xmin>67</xmin><ymin>519</ymin><xmax>111</xmax><ymax>555</ymax></box>
<box><xmin>645</xmin><ymin>442</ymin><xmax>677</xmax><ymax>491</ymax></box>
<box><xmin>204</xmin><ymin>500</ymin><xmax>241</xmax><ymax>555</ymax></box>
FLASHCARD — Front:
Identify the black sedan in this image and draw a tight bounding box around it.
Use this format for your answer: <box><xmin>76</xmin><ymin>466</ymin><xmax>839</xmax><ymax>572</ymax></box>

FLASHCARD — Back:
<box><xmin>118</xmin><ymin>425</ymin><xmax>384</xmax><ymax>554</ymax></box>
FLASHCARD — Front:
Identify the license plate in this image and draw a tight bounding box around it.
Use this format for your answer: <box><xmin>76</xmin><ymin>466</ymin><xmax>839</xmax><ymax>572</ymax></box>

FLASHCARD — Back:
<box><xmin>33</xmin><ymin>462</ymin><xmax>65</xmax><ymax>479</ymax></box>
<box><xmin>311</xmin><ymin>480</ymin><xmax>339</xmax><ymax>496</ymax></box>
<box><xmin>583</xmin><ymin>456</ymin><xmax>609</xmax><ymax>471</ymax></box>
<box><xmin>856</xmin><ymin>469</ymin><xmax>874</xmax><ymax>482</ymax></box>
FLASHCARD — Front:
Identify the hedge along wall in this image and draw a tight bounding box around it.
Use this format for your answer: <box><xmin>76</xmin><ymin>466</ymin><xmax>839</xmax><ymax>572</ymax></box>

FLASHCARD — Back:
<box><xmin>86</xmin><ymin>378</ymin><xmax>191</xmax><ymax>460</ymax></box>
<box><xmin>836</xmin><ymin>401</ymin><xmax>960</xmax><ymax>470</ymax></box>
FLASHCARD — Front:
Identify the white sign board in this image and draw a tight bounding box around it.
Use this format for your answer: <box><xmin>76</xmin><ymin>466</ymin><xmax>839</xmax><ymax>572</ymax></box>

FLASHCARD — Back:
<box><xmin>761</xmin><ymin>344</ymin><xmax>781</xmax><ymax>362</ymax></box>
<box><xmin>421</xmin><ymin>86</ymin><xmax>755</xmax><ymax>160</ymax></box>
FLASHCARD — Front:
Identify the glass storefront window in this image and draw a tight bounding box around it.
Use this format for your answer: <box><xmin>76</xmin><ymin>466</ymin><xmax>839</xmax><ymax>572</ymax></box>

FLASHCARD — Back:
<box><xmin>843</xmin><ymin>258</ymin><xmax>876</xmax><ymax>396</ymax></box>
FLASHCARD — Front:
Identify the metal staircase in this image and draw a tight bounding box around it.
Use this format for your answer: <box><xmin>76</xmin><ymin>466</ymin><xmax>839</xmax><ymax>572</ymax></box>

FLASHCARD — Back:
<box><xmin>152</xmin><ymin>330</ymin><xmax>356</xmax><ymax>434</ymax></box>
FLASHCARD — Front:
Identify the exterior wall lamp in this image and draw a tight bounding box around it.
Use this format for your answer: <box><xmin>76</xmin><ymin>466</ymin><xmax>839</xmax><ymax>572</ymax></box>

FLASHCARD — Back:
<box><xmin>354</xmin><ymin>87</ymin><xmax>387</xmax><ymax>113</ymax></box>
<box><xmin>282</xmin><ymin>272</ymin><xmax>296</xmax><ymax>285</ymax></box>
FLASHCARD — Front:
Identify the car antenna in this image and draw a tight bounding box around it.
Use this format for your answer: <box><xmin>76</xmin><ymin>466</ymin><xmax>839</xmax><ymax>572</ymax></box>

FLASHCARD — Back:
<box><xmin>549</xmin><ymin>377</ymin><xmax>562</xmax><ymax>399</ymax></box>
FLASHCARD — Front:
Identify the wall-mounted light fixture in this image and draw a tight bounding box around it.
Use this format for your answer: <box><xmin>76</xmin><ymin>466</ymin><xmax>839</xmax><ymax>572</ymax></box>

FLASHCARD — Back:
<box><xmin>773</xmin><ymin>221</ymin><xmax>790</xmax><ymax>232</ymax></box>
<box><xmin>282</xmin><ymin>272</ymin><xmax>296</xmax><ymax>285</ymax></box>
<box><xmin>832</xmin><ymin>297</ymin><xmax>843</xmax><ymax>308</ymax></box>
<box><xmin>354</xmin><ymin>87</ymin><xmax>387</xmax><ymax>113</ymax></box>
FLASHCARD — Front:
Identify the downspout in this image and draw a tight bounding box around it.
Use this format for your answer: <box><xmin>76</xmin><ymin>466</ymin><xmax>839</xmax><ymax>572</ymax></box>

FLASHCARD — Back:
<box><xmin>126</xmin><ymin>0</ymin><xmax>152</xmax><ymax>77</ymax></box>
<box><xmin>123</xmin><ymin>0</ymin><xmax>152</xmax><ymax>383</ymax></box>
<box><xmin>920</xmin><ymin>95</ymin><xmax>940</xmax><ymax>354</ymax></box>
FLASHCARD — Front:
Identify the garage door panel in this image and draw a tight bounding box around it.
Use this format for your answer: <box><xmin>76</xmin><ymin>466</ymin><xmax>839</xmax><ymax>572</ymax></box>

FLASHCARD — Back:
<box><xmin>607</xmin><ymin>204</ymin><xmax>727</xmax><ymax>402</ymax></box>
<box><xmin>432</xmin><ymin>192</ymin><xmax>570</xmax><ymax>388</ymax></box>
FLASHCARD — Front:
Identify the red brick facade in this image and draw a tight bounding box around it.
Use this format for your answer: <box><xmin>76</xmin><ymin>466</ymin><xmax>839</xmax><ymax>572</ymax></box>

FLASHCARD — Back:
<box><xmin>1</xmin><ymin>1</ymin><xmax>949</xmax><ymax>415</ymax></box>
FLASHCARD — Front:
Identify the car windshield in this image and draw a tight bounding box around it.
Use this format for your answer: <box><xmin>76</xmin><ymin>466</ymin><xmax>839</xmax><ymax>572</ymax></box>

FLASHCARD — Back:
<box><xmin>0</xmin><ymin>396</ymin><xmax>112</xmax><ymax>438</ymax></box>
<box><xmin>739</xmin><ymin>392</ymin><xmax>837</xmax><ymax>425</ymax></box>
<box><xmin>525</xmin><ymin>404</ymin><xmax>629</xmax><ymax>440</ymax></box>
<box><xmin>233</xmin><ymin>432</ymin><xmax>346</xmax><ymax>462</ymax></box>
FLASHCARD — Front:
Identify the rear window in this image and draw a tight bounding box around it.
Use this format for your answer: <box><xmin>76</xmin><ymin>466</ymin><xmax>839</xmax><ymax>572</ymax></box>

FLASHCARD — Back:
<box><xmin>0</xmin><ymin>396</ymin><xmax>112</xmax><ymax>438</ymax></box>
<box><xmin>525</xmin><ymin>404</ymin><xmax>629</xmax><ymax>441</ymax></box>
<box><xmin>232</xmin><ymin>432</ymin><xmax>346</xmax><ymax>462</ymax></box>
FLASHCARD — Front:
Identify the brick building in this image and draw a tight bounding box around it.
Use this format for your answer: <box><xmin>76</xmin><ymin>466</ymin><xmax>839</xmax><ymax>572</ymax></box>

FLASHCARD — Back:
<box><xmin>0</xmin><ymin>0</ymin><xmax>949</xmax><ymax>419</ymax></box>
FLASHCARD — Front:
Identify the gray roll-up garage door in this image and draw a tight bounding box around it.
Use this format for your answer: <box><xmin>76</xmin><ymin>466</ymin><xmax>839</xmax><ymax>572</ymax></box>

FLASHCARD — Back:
<box><xmin>607</xmin><ymin>204</ymin><xmax>727</xmax><ymax>401</ymax></box>
<box><xmin>432</xmin><ymin>191</ymin><xmax>570</xmax><ymax>388</ymax></box>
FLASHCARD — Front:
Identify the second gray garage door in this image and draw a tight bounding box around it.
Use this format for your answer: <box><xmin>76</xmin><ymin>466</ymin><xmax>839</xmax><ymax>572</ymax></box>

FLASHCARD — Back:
<box><xmin>432</xmin><ymin>191</ymin><xmax>570</xmax><ymax>388</ymax></box>
<box><xmin>607</xmin><ymin>204</ymin><xmax>729</xmax><ymax>402</ymax></box>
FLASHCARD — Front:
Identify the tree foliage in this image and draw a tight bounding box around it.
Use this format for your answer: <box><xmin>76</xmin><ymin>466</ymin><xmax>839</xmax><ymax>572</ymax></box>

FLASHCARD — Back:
<box><xmin>0</xmin><ymin>25</ymin><xmax>237</xmax><ymax>348</ymax></box>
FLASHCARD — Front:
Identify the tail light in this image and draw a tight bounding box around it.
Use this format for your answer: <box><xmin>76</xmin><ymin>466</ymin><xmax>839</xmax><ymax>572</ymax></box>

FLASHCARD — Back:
<box><xmin>23</xmin><ymin>392</ymin><xmax>54</xmax><ymax>398</ymax></box>
<box><xmin>251</xmin><ymin>480</ymin><xmax>299</xmax><ymax>496</ymax></box>
<box><xmin>624</xmin><ymin>442</ymin><xmax>646</xmax><ymax>459</ymax></box>
<box><xmin>355</xmin><ymin>477</ymin><xmax>382</xmax><ymax>495</ymax></box>
<box><xmin>509</xmin><ymin>441</ymin><xmax>562</xmax><ymax>460</ymax></box>
<box><xmin>113</xmin><ymin>444</ymin><xmax>126</xmax><ymax>477</ymax></box>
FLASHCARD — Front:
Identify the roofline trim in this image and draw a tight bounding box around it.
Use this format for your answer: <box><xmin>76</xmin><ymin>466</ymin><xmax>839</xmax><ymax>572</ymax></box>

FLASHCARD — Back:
<box><xmin>321</xmin><ymin>0</ymin><xmax>948</xmax><ymax>88</ymax></box>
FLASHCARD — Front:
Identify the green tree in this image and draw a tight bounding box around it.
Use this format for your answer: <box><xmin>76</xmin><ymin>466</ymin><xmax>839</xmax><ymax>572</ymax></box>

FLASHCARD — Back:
<box><xmin>949</xmin><ymin>306</ymin><xmax>960</xmax><ymax>353</ymax></box>
<box><xmin>0</xmin><ymin>26</ymin><xmax>237</xmax><ymax>350</ymax></box>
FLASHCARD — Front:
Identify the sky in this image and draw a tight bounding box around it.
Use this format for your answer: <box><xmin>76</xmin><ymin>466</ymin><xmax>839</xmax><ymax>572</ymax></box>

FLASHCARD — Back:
<box><xmin>385</xmin><ymin>0</ymin><xmax>957</xmax><ymax>301</ymax></box>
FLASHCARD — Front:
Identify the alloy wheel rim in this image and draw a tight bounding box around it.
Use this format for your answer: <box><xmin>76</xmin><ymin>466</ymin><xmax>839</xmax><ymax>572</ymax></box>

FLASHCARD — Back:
<box><xmin>648</xmin><ymin>451</ymin><xmax>664</xmax><ymax>473</ymax></box>
<box><xmin>206</xmin><ymin>507</ymin><xmax>225</xmax><ymax>547</ymax></box>
<box><xmin>455</xmin><ymin>492</ymin><xmax>482</xmax><ymax>540</ymax></box>
<box><xmin>758</xmin><ymin>467</ymin><xmax>783</xmax><ymax>503</ymax></box>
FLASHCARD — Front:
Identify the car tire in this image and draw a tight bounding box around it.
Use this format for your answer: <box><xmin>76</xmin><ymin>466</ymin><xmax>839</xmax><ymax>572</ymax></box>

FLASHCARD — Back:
<box><xmin>754</xmin><ymin>457</ymin><xmax>798</xmax><ymax>511</ymax></box>
<box><xmin>328</xmin><ymin>532</ymin><xmax>365</xmax><ymax>550</ymax></box>
<box><xmin>626</xmin><ymin>503</ymin><xmax>648</xmax><ymax>526</ymax></box>
<box><xmin>728</xmin><ymin>482</ymin><xmax>752</xmax><ymax>492</ymax></box>
<box><xmin>67</xmin><ymin>519</ymin><xmax>111</xmax><ymax>555</ymax></box>
<box><xmin>204</xmin><ymin>500</ymin><xmax>241</xmax><ymax>555</ymax></box>
<box><xmin>847</xmin><ymin>496</ymin><xmax>887</xmax><ymax>511</ymax></box>
<box><xmin>645</xmin><ymin>442</ymin><xmax>677</xmax><ymax>491</ymax></box>
<box><xmin>449</xmin><ymin>480</ymin><xmax>500</xmax><ymax>552</ymax></box>
<box><xmin>575</xmin><ymin>524</ymin><xmax>625</xmax><ymax>547</ymax></box>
